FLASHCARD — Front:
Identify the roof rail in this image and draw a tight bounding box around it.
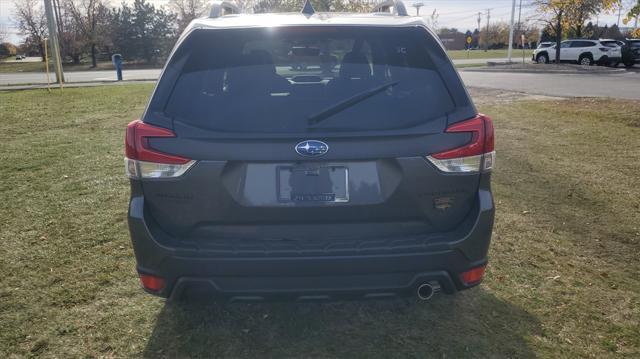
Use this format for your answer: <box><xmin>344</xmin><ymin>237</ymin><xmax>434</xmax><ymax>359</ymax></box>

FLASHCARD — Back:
<box><xmin>209</xmin><ymin>1</ymin><xmax>240</xmax><ymax>18</ymax></box>
<box><xmin>371</xmin><ymin>1</ymin><xmax>409</xmax><ymax>16</ymax></box>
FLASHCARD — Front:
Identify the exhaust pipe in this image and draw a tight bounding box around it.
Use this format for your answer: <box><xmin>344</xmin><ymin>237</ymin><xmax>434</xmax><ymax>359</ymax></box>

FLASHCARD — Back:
<box><xmin>417</xmin><ymin>282</ymin><xmax>441</xmax><ymax>301</ymax></box>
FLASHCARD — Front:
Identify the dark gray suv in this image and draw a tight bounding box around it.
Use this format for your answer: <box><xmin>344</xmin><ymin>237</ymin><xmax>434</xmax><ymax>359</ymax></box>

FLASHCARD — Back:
<box><xmin>125</xmin><ymin>2</ymin><xmax>495</xmax><ymax>301</ymax></box>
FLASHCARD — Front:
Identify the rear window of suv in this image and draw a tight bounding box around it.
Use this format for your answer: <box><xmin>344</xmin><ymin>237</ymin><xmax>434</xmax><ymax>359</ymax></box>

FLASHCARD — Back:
<box><xmin>150</xmin><ymin>26</ymin><xmax>456</xmax><ymax>134</ymax></box>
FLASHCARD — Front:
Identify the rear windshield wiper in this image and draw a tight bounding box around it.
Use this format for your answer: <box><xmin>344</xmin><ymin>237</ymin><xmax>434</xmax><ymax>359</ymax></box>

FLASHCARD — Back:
<box><xmin>307</xmin><ymin>81</ymin><xmax>400</xmax><ymax>126</ymax></box>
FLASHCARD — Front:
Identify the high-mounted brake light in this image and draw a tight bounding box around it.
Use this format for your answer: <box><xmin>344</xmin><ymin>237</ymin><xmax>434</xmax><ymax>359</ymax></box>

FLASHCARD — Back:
<box><xmin>125</xmin><ymin>119</ymin><xmax>195</xmax><ymax>179</ymax></box>
<box><xmin>426</xmin><ymin>114</ymin><xmax>495</xmax><ymax>173</ymax></box>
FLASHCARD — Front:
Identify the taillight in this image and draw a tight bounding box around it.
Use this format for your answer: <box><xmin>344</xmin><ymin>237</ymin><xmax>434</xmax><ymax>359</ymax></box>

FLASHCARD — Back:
<box><xmin>125</xmin><ymin>119</ymin><xmax>195</xmax><ymax>179</ymax></box>
<box><xmin>139</xmin><ymin>273</ymin><xmax>165</xmax><ymax>292</ymax></box>
<box><xmin>426</xmin><ymin>114</ymin><xmax>495</xmax><ymax>173</ymax></box>
<box><xmin>460</xmin><ymin>265</ymin><xmax>486</xmax><ymax>286</ymax></box>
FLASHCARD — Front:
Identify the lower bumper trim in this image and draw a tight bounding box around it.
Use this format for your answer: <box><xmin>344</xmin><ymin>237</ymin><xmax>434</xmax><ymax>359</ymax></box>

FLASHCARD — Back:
<box><xmin>167</xmin><ymin>270</ymin><xmax>469</xmax><ymax>302</ymax></box>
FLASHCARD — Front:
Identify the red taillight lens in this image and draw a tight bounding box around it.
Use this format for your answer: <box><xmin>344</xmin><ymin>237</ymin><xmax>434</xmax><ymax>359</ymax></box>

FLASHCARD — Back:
<box><xmin>125</xmin><ymin>119</ymin><xmax>190</xmax><ymax>165</ymax></box>
<box><xmin>461</xmin><ymin>265</ymin><xmax>486</xmax><ymax>286</ymax></box>
<box><xmin>432</xmin><ymin>114</ymin><xmax>493</xmax><ymax>159</ymax></box>
<box><xmin>125</xmin><ymin>119</ymin><xmax>195</xmax><ymax>179</ymax></box>
<box><xmin>139</xmin><ymin>273</ymin><xmax>165</xmax><ymax>292</ymax></box>
<box><xmin>426</xmin><ymin>114</ymin><xmax>495</xmax><ymax>173</ymax></box>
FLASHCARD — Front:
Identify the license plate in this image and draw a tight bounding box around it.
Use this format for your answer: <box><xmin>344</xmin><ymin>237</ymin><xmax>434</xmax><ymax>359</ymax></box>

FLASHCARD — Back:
<box><xmin>277</xmin><ymin>166</ymin><xmax>348</xmax><ymax>203</ymax></box>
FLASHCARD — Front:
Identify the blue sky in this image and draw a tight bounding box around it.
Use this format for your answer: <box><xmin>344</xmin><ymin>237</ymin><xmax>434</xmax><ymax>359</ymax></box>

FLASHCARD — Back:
<box><xmin>0</xmin><ymin>0</ymin><xmax>634</xmax><ymax>44</ymax></box>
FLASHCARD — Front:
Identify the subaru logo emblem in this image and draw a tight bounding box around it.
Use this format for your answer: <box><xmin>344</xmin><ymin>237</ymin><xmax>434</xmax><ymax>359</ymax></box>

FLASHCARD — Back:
<box><xmin>295</xmin><ymin>140</ymin><xmax>329</xmax><ymax>157</ymax></box>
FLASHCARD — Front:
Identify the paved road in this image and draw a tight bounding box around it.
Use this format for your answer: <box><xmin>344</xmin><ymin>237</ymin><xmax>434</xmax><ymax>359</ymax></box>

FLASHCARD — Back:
<box><xmin>2</xmin><ymin>67</ymin><xmax>639</xmax><ymax>99</ymax></box>
<box><xmin>0</xmin><ymin>69</ymin><xmax>162</xmax><ymax>85</ymax></box>
<box><xmin>458</xmin><ymin>71</ymin><xmax>640</xmax><ymax>100</ymax></box>
<box><xmin>2</xmin><ymin>56</ymin><xmax>42</xmax><ymax>63</ymax></box>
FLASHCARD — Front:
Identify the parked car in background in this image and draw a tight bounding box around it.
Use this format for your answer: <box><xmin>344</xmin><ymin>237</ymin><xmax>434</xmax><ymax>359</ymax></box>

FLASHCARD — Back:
<box><xmin>619</xmin><ymin>39</ymin><xmax>640</xmax><ymax>68</ymax></box>
<box><xmin>15</xmin><ymin>55</ymin><xmax>26</xmax><ymax>60</ymax></box>
<box><xmin>533</xmin><ymin>39</ymin><xmax>621</xmax><ymax>66</ymax></box>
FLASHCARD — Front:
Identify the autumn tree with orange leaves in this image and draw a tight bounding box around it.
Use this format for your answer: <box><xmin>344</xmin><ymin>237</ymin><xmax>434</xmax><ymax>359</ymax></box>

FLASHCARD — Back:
<box><xmin>534</xmin><ymin>0</ymin><xmax>620</xmax><ymax>62</ymax></box>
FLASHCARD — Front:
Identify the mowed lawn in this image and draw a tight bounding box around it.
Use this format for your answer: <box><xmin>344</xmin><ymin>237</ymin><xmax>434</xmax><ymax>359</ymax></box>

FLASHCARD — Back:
<box><xmin>1</xmin><ymin>84</ymin><xmax>639</xmax><ymax>358</ymax></box>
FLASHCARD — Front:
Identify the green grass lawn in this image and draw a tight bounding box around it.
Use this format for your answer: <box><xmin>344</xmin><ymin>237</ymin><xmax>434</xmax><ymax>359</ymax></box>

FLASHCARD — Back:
<box><xmin>447</xmin><ymin>49</ymin><xmax>533</xmax><ymax>60</ymax></box>
<box><xmin>1</xmin><ymin>85</ymin><xmax>639</xmax><ymax>357</ymax></box>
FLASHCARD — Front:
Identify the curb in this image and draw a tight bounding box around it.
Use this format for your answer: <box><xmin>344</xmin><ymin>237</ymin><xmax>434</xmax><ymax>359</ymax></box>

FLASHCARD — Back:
<box><xmin>460</xmin><ymin>65</ymin><xmax>628</xmax><ymax>75</ymax></box>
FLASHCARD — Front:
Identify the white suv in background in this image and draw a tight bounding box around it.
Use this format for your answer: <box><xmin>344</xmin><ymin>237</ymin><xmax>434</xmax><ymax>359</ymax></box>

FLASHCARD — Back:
<box><xmin>533</xmin><ymin>39</ymin><xmax>622</xmax><ymax>66</ymax></box>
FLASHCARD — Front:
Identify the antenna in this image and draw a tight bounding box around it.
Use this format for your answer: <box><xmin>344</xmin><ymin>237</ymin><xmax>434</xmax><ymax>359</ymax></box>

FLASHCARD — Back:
<box><xmin>301</xmin><ymin>0</ymin><xmax>315</xmax><ymax>16</ymax></box>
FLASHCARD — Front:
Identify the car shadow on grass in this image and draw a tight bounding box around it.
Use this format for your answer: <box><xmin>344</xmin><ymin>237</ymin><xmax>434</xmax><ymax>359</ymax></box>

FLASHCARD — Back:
<box><xmin>142</xmin><ymin>287</ymin><xmax>541</xmax><ymax>358</ymax></box>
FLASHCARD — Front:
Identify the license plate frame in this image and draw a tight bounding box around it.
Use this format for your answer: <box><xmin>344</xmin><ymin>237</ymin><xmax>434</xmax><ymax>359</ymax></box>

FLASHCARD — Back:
<box><xmin>277</xmin><ymin>165</ymin><xmax>349</xmax><ymax>203</ymax></box>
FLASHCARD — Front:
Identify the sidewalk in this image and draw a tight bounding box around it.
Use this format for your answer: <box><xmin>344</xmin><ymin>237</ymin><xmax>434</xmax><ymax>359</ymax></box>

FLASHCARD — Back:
<box><xmin>0</xmin><ymin>79</ymin><xmax>156</xmax><ymax>91</ymax></box>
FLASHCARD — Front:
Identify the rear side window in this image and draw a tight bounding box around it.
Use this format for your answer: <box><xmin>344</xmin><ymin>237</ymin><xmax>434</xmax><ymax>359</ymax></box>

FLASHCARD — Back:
<box><xmin>151</xmin><ymin>26</ymin><xmax>456</xmax><ymax>134</ymax></box>
<box><xmin>571</xmin><ymin>41</ymin><xmax>595</xmax><ymax>48</ymax></box>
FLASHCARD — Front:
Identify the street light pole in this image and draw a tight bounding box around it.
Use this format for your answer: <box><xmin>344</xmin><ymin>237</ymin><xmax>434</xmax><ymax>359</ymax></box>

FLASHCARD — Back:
<box><xmin>507</xmin><ymin>0</ymin><xmax>516</xmax><ymax>62</ymax></box>
<box><xmin>413</xmin><ymin>2</ymin><xmax>424</xmax><ymax>16</ymax></box>
<box><xmin>485</xmin><ymin>9</ymin><xmax>490</xmax><ymax>52</ymax></box>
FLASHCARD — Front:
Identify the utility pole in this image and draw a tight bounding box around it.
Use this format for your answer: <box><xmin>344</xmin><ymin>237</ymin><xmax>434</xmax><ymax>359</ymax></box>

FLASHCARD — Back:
<box><xmin>507</xmin><ymin>0</ymin><xmax>516</xmax><ymax>62</ymax></box>
<box><xmin>43</xmin><ymin>0</ymin><xmax>64</xmax><ymax>84</ymax></box>
<box><xmin>517</xmin><ymin>0</ymin><xmax>524</xmax><ymax>63</ymax></box>
<box><xmin>413</xmin><ymin>2</ymin><xmax>424</xmax><ymax>16</ymax></box>
<box><xmin>485</xmin><ymin>9</ymin><xmax>490</xmax><ymax>52</ymax></box>
<box><xmin>475</xmin><ymin>12</ymin><xmax>481</xmax><ymax>50</ymax></box>
<box><xmin>617</xmin><ymin>5</ymin><xmax>622</xmax><ymax>27</ymax></box>
<box><xmin>516</xmin><ymin>0</ymin><xmax>522</xmax><ymax>42</ymax></box>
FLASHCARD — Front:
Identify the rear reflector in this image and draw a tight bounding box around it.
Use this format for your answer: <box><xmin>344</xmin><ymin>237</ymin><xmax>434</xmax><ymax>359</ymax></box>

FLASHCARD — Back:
<box><xmin>139</xmin><ymin>273</ymin><xmax>165</xmax><ymax>292</ymax></box>
<box><xmin>461</xmin><ymin>265</ymin><xmax>486</xmax><ymax>286</ymax></box>
<box><xmin>125</xmin><ymin>119</ymin><xmax>195</xmax><ymax>179</ymax></box>
<box><xmin>426</xmin><ymin>114</ymin><xmax>495</xmax><ymax>173</ymax></box>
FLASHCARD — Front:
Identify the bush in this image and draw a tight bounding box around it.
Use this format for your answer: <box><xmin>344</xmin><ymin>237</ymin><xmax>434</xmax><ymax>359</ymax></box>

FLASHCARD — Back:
<box><xmin>0</xmin><ymin>42</ymin><xmax>18</xmax><ymax>58</ymax></box>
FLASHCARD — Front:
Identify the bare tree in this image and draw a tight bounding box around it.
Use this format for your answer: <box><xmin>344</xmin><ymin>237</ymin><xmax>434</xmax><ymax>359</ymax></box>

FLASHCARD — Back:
<box><xmin>532</xmin><ymin>0</ymin><xmax>573</xmax><ymax>63</ymax></box>
<box><xmin>12</xmin><ymin>0</ymin><xmax>48</xmax><ymax>61</ymax></box>
<box><xmin>425</xmin><ymin>8</ymin><xmax>439</xmax><ymax>33</ymax></box>
<box><xmin>65</xmin><ymin>0</ymin><xmax>111</xmax><ymax>66</ymax></box>
<box><xmin>234</xmin><ymin>0</ymin><xmax>256</xmax><ymax>12</ymax></box>
<box><xmin>169</xmin><ymin>0</ymin><xmax>208</xmax><ymax>32</ymax></box>
<box><xmin>0</xmin><ymin>26</ymin><xmax>8</xmax><ymax>43</ymax></box>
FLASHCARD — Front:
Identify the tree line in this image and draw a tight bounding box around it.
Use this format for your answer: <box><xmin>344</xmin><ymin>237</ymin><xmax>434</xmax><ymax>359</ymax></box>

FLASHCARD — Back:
<box><xmin>532</xmin><ymin>0</ymin><xmax>639</xmax><ymax>62</ymax></box>
<box><xmin>6</xmin><ymin>0</ymin><xmax>639</xmax><ymax>64</ymax></box>
<box><xmin>12</xmin><ymin>0</ymin><xmax>177</xmax><ymax>64</ymax></box>
<box><xmin>9</xmin><ymin>0</ymin><xmax>373</xmax><ymax>64</ymax></box>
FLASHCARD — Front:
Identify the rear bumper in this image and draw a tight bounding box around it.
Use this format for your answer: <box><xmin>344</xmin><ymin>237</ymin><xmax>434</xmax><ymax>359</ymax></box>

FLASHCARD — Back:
<box><xmin>128</xmin><ymin>188</ymin><xmax>495</xmax><ymax>301</ymax></box>
<box><xmin>598</xmin><ymin>55</ymin><xmax>621</xmax><ymax>62</ymax></box>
